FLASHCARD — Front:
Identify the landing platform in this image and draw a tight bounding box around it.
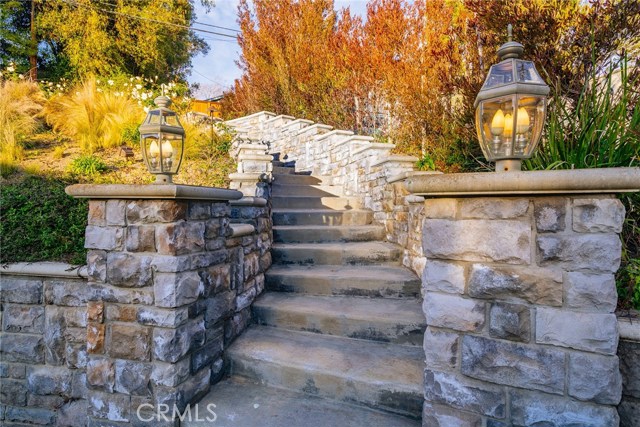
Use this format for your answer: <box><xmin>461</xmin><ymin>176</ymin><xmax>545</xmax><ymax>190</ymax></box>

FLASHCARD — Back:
<box><xmin>183</xmin><ymin>377</ymin><xmax>421</xmax><ymax>427</ymax></box>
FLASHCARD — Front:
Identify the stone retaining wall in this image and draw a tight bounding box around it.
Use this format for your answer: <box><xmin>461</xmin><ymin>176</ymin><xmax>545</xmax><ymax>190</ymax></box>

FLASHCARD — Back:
<box><xmin>618</xmin><ymin>318</ymin><xmax>640</xmax><ymax>426</ymax></box>
<box><xmin>0</xmin><ymin>191</ymin><xmax>272</xmax><ymax>426</ymax></box>
<box><xmin>1</xmin><ymin>266</ymin><xmax>89</xmax><ymax>426</ymax></box>
<box><xmin>420</xmin><ymin>195</ymin><xmax>625</xmax><ymax>425</ymax></box>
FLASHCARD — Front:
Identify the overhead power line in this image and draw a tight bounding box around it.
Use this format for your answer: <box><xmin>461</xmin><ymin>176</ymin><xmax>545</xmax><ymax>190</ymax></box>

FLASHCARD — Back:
<box><xmin>60</xmin><ymin>0</ymin><xmax>238</xmax><ymax>39</ymax></box>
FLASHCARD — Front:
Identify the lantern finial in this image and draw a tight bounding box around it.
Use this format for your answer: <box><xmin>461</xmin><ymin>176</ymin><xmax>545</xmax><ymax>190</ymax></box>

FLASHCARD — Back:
<box><xmin>507</xmin><ymin>24</ymin><xmax>513</xmax><ymax>42</ymax></box>
<box><xmin>497</xmin><ymin>24</ymin><xmax>524</xmax><ymax>60</ymax></box>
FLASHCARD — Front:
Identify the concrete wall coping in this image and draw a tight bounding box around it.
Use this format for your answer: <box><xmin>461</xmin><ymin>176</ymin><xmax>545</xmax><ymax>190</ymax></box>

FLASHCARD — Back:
<box><xmin>66</xmin><ymin>184</ymin><xmax>243</xmax><ymax>201</ymax></box>
<box><xmin>389</xmin><ymin>170</ymin><xmax>442</xmax><ymax>184</ymax></box>
<box><xmin>230</xmin><ymin>223</ymin><xmax>255</xmax><ymax>237</ymax></box>
<box><xmin>405</xmin><ymin>167</ymin><xmax>640</xmax><ymax>196</ymax></box>
<box><xmin>229</xmin><ymin>172</ymin><xmax>271</xmax><ymax>183</ymax></box>
<box><xmin>618</xmin><ymin>317</ymin><xmax>640</xmax><ymax>341</ymax></box>
<box><xmin>225</xmin><ymin>111</ymin><xmax>276</xmax><ymax>125</ymax></box>
<box><xmin>1</xmin><ymin>262</ymin><xmax>88</xmax><ymax>278</ymax></box>
<box><xmin>371</xmin><ymin>155</ymin><xmax>419</xmax><ymax>168</ymax></box>
<box><xmin>295</xmin><ymin>123</ymin><xmax>333</xmax><ymax>135</ymax></box>
<box><xmin>236</xmin><ymin>143</ymin><xmax>268</xmax><ymax>151</ymax></box>
<box><xmin>281</xmin><ymin>118</ymin><xmax>314</xmax><ymax>130</ymax></box>
<box><xmin>229</xmin><ymin>197</ymin><xmax>268</xmax><ymax>207</ymax></box>
<box><xmin>238</xmin><ymin>154</ymin><xmax>273</xmax><ymax>162</ymax></box>
<box><xmin>351</xmin><ymin>143</ymin><xmax>395</xmax><ymax>156</ymax></box>
<box><xmin>314</xmin><ymin>129</ymin><xmax>354</xmax><ymax>141</ymax></box>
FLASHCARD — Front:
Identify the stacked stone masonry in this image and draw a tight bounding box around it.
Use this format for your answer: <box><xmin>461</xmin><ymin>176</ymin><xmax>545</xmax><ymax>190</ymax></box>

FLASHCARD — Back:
<box><xmin>421</xmin><ymin>195</ymin><xmax>625</xmax><ymax>426</ymax></box>
<box><xmin>0</xmin><ymin>195</ymin><xmax>272</xmax><ymax>426</ymax></box>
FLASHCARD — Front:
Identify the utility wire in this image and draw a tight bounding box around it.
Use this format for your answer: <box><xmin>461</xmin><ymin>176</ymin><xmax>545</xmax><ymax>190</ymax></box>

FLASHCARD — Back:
<box><xmin>60</xmin><ymin>0</ymin><xmax>238</xmax><ymax>38</ymax></box>
<box><xmin>91</xmin><ymin>0</ymin><xmax>242</xmax><ymax>33</ymax></box>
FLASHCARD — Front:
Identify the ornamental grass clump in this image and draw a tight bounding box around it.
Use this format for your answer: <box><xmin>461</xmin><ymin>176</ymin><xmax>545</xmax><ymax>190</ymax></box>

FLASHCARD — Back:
<box><xmin>44</xmin><ymin>77</ymin><xmax>141</xmax><ymax>153</ymax></box>
<box><xmin>0</xmin><ymin>79</ymin><xmax>45</xmax><ymax>174</ymax></box>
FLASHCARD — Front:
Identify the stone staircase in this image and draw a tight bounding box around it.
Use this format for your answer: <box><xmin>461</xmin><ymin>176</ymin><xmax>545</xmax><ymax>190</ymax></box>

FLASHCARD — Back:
<box><xmin>195</xmin><ymin>161</ymin><xmax>425</xmax><ymax>426</ymax></box>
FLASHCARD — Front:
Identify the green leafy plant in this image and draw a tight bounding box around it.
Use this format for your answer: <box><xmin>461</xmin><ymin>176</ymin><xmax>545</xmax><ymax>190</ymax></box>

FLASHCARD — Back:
<box><xmin>68</xmin><ymin>155</ymin><xmax>109</xmax><ymax>176</ymax></box>
<box><xmin>0</xmin><ymin>176</ymin><xmax>88</xmax><ymax>264</ymax></box>
<box><xmin>525</xmin><ymin>56</ymin><xmax>639</xmax><ymax>171</ymax></box>
<box><xmin>416</xmin><ymin>153</ymin><xmax>436</xmax><ymax>171</ymax></box>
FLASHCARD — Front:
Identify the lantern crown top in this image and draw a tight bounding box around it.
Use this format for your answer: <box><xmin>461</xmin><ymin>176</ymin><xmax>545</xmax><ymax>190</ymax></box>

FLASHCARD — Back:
<box><xmin>154</xmin><ymin>95</ymin><xmax>172</xmax><ymax>108</ymax></box>
<box><xmin>497</xmin><ymin>24</ymin><xmax>524</xmax><ymax>60</ymax></box>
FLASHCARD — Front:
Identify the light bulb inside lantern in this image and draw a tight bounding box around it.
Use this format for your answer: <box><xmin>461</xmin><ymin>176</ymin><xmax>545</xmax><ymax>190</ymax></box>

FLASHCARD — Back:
<box><xmin>516</xmin><ymin>107</ymin><xmax>530</xmax><ymax>134</ymax></box>
<box><xmin>503</xmin><ymin>113</ymin><xmax>513</xmax><ymax>137</ymax></box>
<box><xmin>161</xmin><ymin>140</ymin><xmax>173</xmax><ymax>159</ymax></box>
<box><xmin>149</xmin><ymin>140</ymin><xmax>159</xmax><ymax>158</ymax></box>
<box><xmin>490</xmin><ymin>109</ymin><xmax>505</xmax><ymax>136</ymax></box>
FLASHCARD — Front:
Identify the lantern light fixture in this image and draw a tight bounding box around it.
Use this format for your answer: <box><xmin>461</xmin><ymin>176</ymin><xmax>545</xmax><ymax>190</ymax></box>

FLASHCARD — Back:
<box><xmin>475</xmin><ymin>24</ymin><xmax>550</xmax><ymax>172</ymax></box>
<box><xmin>139</xmin><ymin>96</ymin><xmax>185</xmax><ymax>183</ymax></box>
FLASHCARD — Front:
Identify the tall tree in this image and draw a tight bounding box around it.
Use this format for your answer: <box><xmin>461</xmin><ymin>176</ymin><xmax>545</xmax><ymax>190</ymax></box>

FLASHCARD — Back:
<box><xmin>1</xmin><ymin>0</ymin><xmax>214</xmax><ymax>81</ymax></box>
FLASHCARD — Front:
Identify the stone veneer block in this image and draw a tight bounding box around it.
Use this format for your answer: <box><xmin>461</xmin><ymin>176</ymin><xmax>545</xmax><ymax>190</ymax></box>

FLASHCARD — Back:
<box><xmin>88</xmin><ymin>200</ymin><xmax>107</xmax><ymax>226</ymax></box>
<box><xmin>106</xmin><ymin>253</ymin><xmax>152</xmax><ymax>288</ymax></box>
<box><xmin>0</xmin><ymin>278</ymin><xmax>43</xmax><ymax>304</ymax></box>
<box><xmin>108</xmin><ymin>324</ymin><xmax>151</xmax><ymax>361</ymax></box>
<box><xmin>565</xmin><ymin>272</ymin><xmax>617</xmax><ymax>312</ymax></box>
<box><xmin>423</xmin><ymin>327</ymin><xmax>459</xmax><ymax>370</ymax></box>
<box><xmin>423</xmin><ymin>292</ymin><xmax>485</xmax><ymax>332</ymax></box>
<box><xmin>154</xmin><ymin>272</ymin><xmax>203</xmax><ymax>308</ymax></box>
<box><xmin>155</xmin><ymin>222</ymin><xmax>205</xmax><ymax>256</ymax></box>
<box><xmin>423</xmin><ymin>260</ymin><xmax>465</xmax><ymax>294</ymax></box>
<box><xmin>125</xmin><ymin>200</ymin><xmax>187</xmax><ymax>224</ymax></box>
<box><xmin>106</xmin><ymin>200</ymin><xmax>127</xmax><ymax>226</ymax></box>
<box><xmin>537</xmin><ymin>233</ymin><xmax>621</xmax><ymax>273</ymax></box>
<box><xmin>424</xmin><ymin>219</ymin><xmax>531</xmax><ymax>264</ymax></box>
<box><xmin>422</xmin><ymin>401</ymin><xmax>483</xmax><ymax>427</ymax></box>
<box><xmin>489</xmin><ymin>302</ymin><xmax>530</xmax><ymax>342</ymax></box>
<box><xmin>619</xmin><ymin>339</ymin><xmax>640</xmax><ymax>399</ymax></box>
<box><xmin>423</xmin><ymin>199</ymin><xmax>457</xmax><ymax>219</ymax></box>
<box><xmin>459</xmin><ymin>198</ymin><xmax>529</xmax><ymax>219</ymax></box>
<box><xmin>572</xmin><ymin>198</ymin><xmax>625</xmax><ymax>233</ymax></box>
<box><xmin>467</xmin><ymin>264</ymin><xmax>563</xmax><ymax>306</ymax></box>
<box><xmin>533</xmin><ymin>198</ymin><xmax>566</xmax><ymax>232</ymax></box>
<box><xmin>461</xmin><ymin>335</ymin><xmax>564</xmax><ymax>394</ymax></box>
<box><xmin>536</xmin><ymin>307</ymin><xmax>618</xmax><ymax>355</ymax></box>
<box><xmin>424</xmin><ymin>369</ymin><xmax>506</xmax><ymax>418</ymax></box>
<box><xmin>568</xmin><ymin>352</ymin><xmax>622</xmax><ymax>404</ymax></box>
<box><xmin>510</xmin><ymin>389</ymin><xmax>620</xmax><ymax>426</ymax></box>
<box><xmin>84</xmin><ymin>226</ymin><xmax>124</xmax><ymax>251</ymax></box>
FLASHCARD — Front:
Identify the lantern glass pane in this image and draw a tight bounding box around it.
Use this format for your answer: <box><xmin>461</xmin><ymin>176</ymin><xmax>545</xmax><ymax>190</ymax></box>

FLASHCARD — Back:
<box><xmin>515</xmin><ymin>96</ymin><xmax>546</xmax><ymax>157</ymax></box>
<box><xmin>483</xmin><ymin>61</ymin><xmax>514</xmax><ymax>89</ymax></box>
<box><xmin>515</xmin><ymin>61</ymin><xmax>545</xmax><ymax>84</ymax></box>
<box><xmin>475</xmin><ymin>95</ymin><xmax>517</xmax><ymax>160</ymax></box>
<box><xmin>147</xmin><ymin>111</ymin><xmax>162</xmax><ymax>125</ymax></box>
<box><xmin>142</xmin><ymin>134</ymin><xmax>162</xmax><ymax>173</ymax></box>
<box><xmin>162</xmin><ymin>111</ymin><xmax>181</xmax><ymax>127</ymax></box>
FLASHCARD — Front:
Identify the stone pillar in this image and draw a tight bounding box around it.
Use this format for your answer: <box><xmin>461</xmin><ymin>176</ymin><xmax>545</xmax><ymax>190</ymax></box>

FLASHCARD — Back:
<box><xmin>406</xmin><ymin>168</ymin><xmax>640</xmax><ymax>427</ymax></box>
<box><xmin>229</xmin><ymin>143</ymin><xmax>273</xmax><ymax>198</ymax></box>
<box><xmin>66</xmin><ymin>184</ymin><xmax>242</xmax><ymax>426</ymax></box>
<box><xmin>421</xmin><ymin>194</ymin><xmax>624</xmax><ymax>425</ymax></box>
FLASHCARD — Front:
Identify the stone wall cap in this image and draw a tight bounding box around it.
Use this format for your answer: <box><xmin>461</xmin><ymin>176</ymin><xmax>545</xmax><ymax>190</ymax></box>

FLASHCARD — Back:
<box><xmin>314</xmin><ymin>129</ymin><xmax>354</xmax><ymax>141</ymax></box>
<box><xmin>66</xmin><ymin>184</ymin><xmax>244</xmax><ymax>201</ymax></box>
<box><xmin>371</xmin><ymin>155</ymin><xmax>419</xmax><ymax>168</ymax></box>
<box><xmin>229</xmin><ymin>197</ymin><xmax>268</xmax><ymax>207</ymax></box>
<box><xmin>295</xmin><ymin>123</ymin><xmax>333</xmax><ymax>135</ymax></box>
<box><xmin>238</xmin><ymin>154</ymin><xmax>273</xmax><ymax>161</ymax></box>
<box><xmin>281</xmin><ymin>118</ymin><xmax>314</xmax><ymax>129</ymax></box>
<box><xmin>618</xmin><ymin>316</ymin><xmax>640</xmax><ymax>341</ymax></box>
<box><xmin>1</xmin><ymin>262</ymin><xmax>88</xmax><ymax>279</ymax></box>
<box><xmin>225</xmin><ymin>111</ymin><xmax>276</xmax><ymax>125</ymax></box>
<box><xmin>406</xmin><ymin>167</ymin><xmax>640</xmax><ymax>196</ymax></box>
<box><xmin>236</xmin><ymin>143</ymin><xmax>268</xmax><ymax>151</ymax></box>
<box><xmin>230</xmin><ymin>223</ymin><xmax>255</xmax><ymax>237</ymax></box>
<box><xmin>389</xmin><ymin>171</ymin><xmax>443</xmax><ymax>183</ymax></box>
<box><xmin>351</xmin><ymin>143</ymin><xmax>395</xmax><ymax>156</ymax></box>
<box><xmin>229</xmin><ymin>172</ymin><xmax>271</xmax><ymax>182</ymax></box>
<box><xmin>264</xmin><ymin>114</ymin><xmax>296</xmax><ymax>124</ymax></box>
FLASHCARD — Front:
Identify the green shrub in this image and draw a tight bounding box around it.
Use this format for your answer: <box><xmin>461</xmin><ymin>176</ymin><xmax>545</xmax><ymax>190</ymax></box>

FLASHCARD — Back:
<box><xmin>0</xmin><ymin>176</ymin><xmax>88</xmax><ymax>264</ymax></box>
<box><xmin>416</xmin><ymin>153</ymin><xmax>436</xmax><ymax>171</ymax></box>
<box><xmin>68</xmin><ymin>155</ymin><xmax>109</xmax><ymax>176</ymax></box>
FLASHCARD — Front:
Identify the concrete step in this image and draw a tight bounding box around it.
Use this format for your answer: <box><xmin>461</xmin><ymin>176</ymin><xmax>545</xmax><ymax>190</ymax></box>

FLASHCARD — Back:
<box><xmin>253</xmin><ymin>293</ymin><xmax>425</xmax><ymax>346</ymax></box>
<box><xmin>271</xmin><ymin>184</ymin><xmax>344</xmax><ymax>197</ymax></box>
<box><xmin>272</xmin><ymin>242</ymin><xmax>402</xmax><ymax>265</ymax></box>
<box><xmin>226</xmin><ymin>326</ymin><xmax>424</xmax><ymax>419</ymax></box>
<box><xmin>272</xmin><ymin>166</ymin><xmax>295</xmax><ymax>174</ymax></box>
<box><xmin>186</xmin><ymin>377</ymin><xmax>420</xmax><ymax>427</ymax></box>
<box><xmin>272</xmin><ymin>209</ymin><xmax>372</xmax><ymax>226</ymax></box>
<box><xmin>272</xmin><ymin>174</ymin><xmax>329</xmax><ymax>185</ymax></box>
<box><xmin>271</xmin><ymin>196</ymin><xmax>362</xmax><ymax>210</ymax></box>
<box><xmin>265</xmin><ymin>264</ymin><xmax>420</xmax><ymax>297</ymax></box>
<box><xmin>273</xmin><ymin>225</ymin><xmax>384</xmax><ymax>243</ymax></box>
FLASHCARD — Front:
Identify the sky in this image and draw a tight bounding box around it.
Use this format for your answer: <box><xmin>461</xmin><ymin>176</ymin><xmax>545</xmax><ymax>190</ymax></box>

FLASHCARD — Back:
<box><xmin>188</xmin><ymin>0</ymin><xmax>369</xmax><ymax>98</ymax></box>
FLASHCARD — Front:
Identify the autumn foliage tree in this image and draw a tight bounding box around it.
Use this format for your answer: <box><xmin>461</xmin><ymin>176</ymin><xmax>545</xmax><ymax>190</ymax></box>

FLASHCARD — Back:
<box><xmin>224</xmin><ymin>0</ymin><xmax>639</xmax><ymax>171</ymax></box>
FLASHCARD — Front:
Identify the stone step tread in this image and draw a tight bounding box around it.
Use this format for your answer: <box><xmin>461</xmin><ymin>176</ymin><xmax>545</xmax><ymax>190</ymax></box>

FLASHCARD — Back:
<box><xmin>273</xmin><ymin>241</ymin><xmax>401</xmax><ymax>252</ymax></box>
<box><xmin>186</xmin><ymin>377</ymin><xmax>420</xmax><ymax>427</ymax></box>
<box><xmin>264</xmin><ymin>264</ymin><xmax>420</xmax><ymax>298</ymax></box>
<box><xmin>273</xmin><ymin>225</ymin><xmax>384</xmax><ymax>231</ymax></box>
<box><xmin>254</xmin><ymin>292</ymin><xmax>426</xmax><ymax>327</ymax></box>
<box><xmin>227</xmin><ymin>325</ymin><xmax>424</xmax><ymax>395</ymax></box>
<box><xmin>273</xmin><ymin>224</ymin><xmax>386</xmax><ymax>244</ymax></box>
<box><xmin>272</xmin><ymin>208</ymin><xmax>371</xmax><ymax>214</ymax></box>
<box><xmin>266</xmin><ymin>264</ymin><xmax>419</xmax><ymax>282</ymax></box>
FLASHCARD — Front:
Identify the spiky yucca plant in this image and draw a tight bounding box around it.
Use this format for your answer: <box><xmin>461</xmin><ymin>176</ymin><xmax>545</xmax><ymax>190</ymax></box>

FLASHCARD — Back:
<box><xmin>0</xmin><ymin>80</ymin><xmax>45</xmax><ymax>172</ymax></box>
<box><xmin>44</xmin><ymin>78</ymin><xmax>141</xmax><ymax>153</ymax></box>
